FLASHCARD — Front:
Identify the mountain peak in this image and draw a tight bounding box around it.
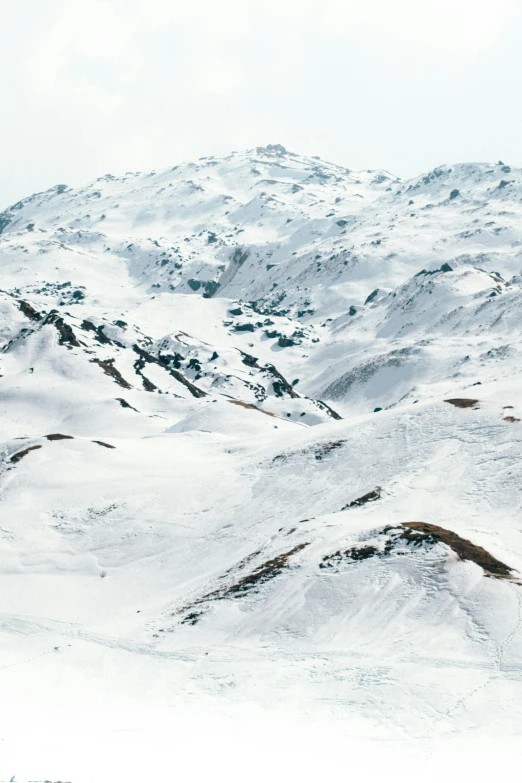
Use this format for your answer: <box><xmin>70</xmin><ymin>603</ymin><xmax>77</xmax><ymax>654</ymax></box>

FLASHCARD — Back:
<box><xmin>256</xmin><ymin>143</ymin><xmax>288</xmax><ymax>156</ymax></box>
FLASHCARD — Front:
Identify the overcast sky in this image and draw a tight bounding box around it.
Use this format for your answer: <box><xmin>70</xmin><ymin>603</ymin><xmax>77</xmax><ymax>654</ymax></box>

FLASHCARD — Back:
<box><xmin>2</xmin><ymin>0</ymin><xmax>522</xmax><ymax>207</ymax></box>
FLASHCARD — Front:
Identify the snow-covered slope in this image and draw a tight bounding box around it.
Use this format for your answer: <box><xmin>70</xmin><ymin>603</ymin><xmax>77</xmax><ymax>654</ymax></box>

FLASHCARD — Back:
<box><xmin>1</xmin><ymin>145</ymin><xmax>522</xmax><ymax>766</ymax></box>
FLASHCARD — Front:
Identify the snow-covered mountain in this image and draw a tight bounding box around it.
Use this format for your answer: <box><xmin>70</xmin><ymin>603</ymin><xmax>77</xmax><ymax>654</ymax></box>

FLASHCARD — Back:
<box><xmin>1</xmin><ymin>145</ymin><xmax>522</xmax><ymax>767</ymax></box>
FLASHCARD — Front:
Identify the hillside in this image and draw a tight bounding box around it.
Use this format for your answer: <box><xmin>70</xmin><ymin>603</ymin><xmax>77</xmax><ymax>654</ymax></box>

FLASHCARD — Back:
<box><xmin>1</xmin><ymin>145</ymin><xmax>522</xmax><ymax>772</ymax></box>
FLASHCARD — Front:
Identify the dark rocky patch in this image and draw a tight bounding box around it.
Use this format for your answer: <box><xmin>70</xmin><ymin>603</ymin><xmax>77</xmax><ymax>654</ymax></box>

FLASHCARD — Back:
<box><xmin>133</xmin><ymin>345</ymin><xmax>158</xmax><ymax>392</ymax></box>
<box><xmin>175</xmin><ymin>543</ymin><xmax>309</xmax><ymax>626</ymax></box>
<box><xmin>342</xmin><ymin>487</ymin><xmax>382</xmax><ymax>510</ymax></box>
<box><xmin>90</xmin><ymin>358</ymin><xmax>132</xmax><ymax>389</ymax></box>
<box><xmin>116</xmin><ymin>398</ymin><xmax>139</xmax><ymax>412</ymax></box>
<box><xmin>223</xmin><ymin>543</ymin><xmax>309</xmax><ymax>596</ymax></box>
<box><xmin>157</xmin><ymin>351</ymin><xmax>185</xmax><ymax>370</ymax></box>
<box><xmin>266</xmin><ymin>364</ymin><xmax>299</xmax><ymax>399</ymax></box>
<box><xmin>314</xmin><ymin>400</ymin><xmax>343</xmax><ymax>421</ymax></box>
<box><xmin>419</xmin><ymin>262</ymin><xmax>453</xmax><ymax>276</ymax></box>
<box><xmin>92</xmin><ymin>440</ymin><xmax>116</xmax><ymax>449</ymax></box>
<box><xmin>273</xmin><ymin>433</ymin><xmax>347</xmax><ymax>463</ymax></box>
<box><xmin>238</xmin><ymin>351</ymin><xmax>299</xmax><ymax>400</ymax></box>
<box><xmin>231</xmin><ymin>247</ymin><xmax>249</xmax><ymax>267</ymax></box>
<box><xmin>247</xmin><ymin>293</ymin><xmax>289</xmax><ymax>319</ymax></box>
<box><xmin>240</xmin><ymin>351</ymin><xmax>259</xmax><ymax>368</ymax></box>
<box><xmin>0</xmin><ymin>211</ymin><xmax>12</xmax><ymax>234</ymax></box>
<box><xmin>140</xmin><ymin>374</ymin><xmax>158</xmax><ymax>392</ymax></box>
<box><xmin>46</xmin><ymin>434</ymin><xmax>74</xmax><ymax>441</ymax></box>
<box><xmin>181</xmin><ymin>612</ymin><xmax>204</xmax><ymax>626</ymax></box>
<box><xmin>10</xmin><ymin>444</ymin><xmax>42</xmax><ymax>463</ymax></box>
<box><xmin>167</xmin><ymin>367</ymin><xmax>205</xmax><ymax>398</ymax></box>
<box><xmin>44</xmin><ymin>311</ymin><xmax>80</xmax><ymax>348</ymax></box>
<box><xmin>320</xmin><ymin>544</ymin><xmax>378</xmax><ymax>568</ymax></box>
<box><xmin>364</xmin><ymin>289</ymin><xmax>380</xmax><ymax>305</ymax></box>
<box><xmin>81</xmin><ymin>320</ymin><xmax>113</xmax><ymax>345</ymax></box>
<box><xmin>219</xmin><ymin>549</ymin><xmax>264</xmax><ymax>580</ymax></box>
<box><xmin>203</xmin><ymin>280</ymin><xmax>220</xmax><ymax>298</ymax></box>
<box><xmin>314</xmin><ymin>440</ymin><xmax>346</xmax><ymax>460</ymax></box>
<box><xmin>132</xmin><ymin>344</ymin><xmax>206</xmax><ymax>398</ymax></box>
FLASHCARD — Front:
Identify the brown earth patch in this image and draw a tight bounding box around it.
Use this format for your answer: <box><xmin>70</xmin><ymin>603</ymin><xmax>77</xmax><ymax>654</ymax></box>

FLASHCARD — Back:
<box><xmin>219</xmin><ymin>548</ymin><xmax>263</xmax><ymax>579</ymax></box>
<box><xmin>504</xmin><ymin>416</ymin><xmax>521</xmax><ymax>423</ymax></box>
<box><xmin>224</xmin><ymin>543</ymin><xmax>310</xmax><ymax>596</ymax></box>
<box><xmin>229</xmin><ymin>399</ymin><xmax>276</xmax><ymax>417</ymax></box>
<box><xmin>177</xmin><ymin>543</ymin><xmax>309</xmax><ymax>626</ymax></box>
<box><xmin>320</xmin><ymin>521</ymin><xmax>517</xmax><ymax>581</ymax></box>
<box><xmin>18</xmin><ymin>300</ymin><xmax>42</xmax><ymax>321</ymax></box>
<box><xmin>400</xmin><ymin>522</ymin><xmax>515</xmax><ymax>579</ymax></box>
<box><xmin>140</xmin><ymin>373</ymin><xmax>158</xmax><ymax>392</ymax></box>
<box><xmin>444</xmin><ymin>398</ymin><xmax>479</xmax><ymax>408</ymax></box>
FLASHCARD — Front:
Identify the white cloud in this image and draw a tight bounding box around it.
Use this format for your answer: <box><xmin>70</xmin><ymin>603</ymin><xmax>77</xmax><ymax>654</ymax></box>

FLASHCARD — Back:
<box><xmin>2</xmin><ymin>0</ymin><xmax>522</xmax><ymax>207</ymax></box>
<box><xmin>318</xmin><ymin>0</ymin><xmax>519</xmax><ymax>55</ymax></box>
<box><xmin>27</xmin><ymin>0</ymin><xmax>519</xmax><ymax>112</ymax></box>
<box><xmin>27</xmin><ymin>1</ymin><xmax>141</xmax><ymax>92</ymax></box>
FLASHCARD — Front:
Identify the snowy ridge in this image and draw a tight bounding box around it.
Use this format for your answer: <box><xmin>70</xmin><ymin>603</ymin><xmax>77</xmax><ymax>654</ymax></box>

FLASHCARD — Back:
<box><xmin>1</xmin><ymin>145</ymin><xmax>522</xmax><ymax>765</ymax></box>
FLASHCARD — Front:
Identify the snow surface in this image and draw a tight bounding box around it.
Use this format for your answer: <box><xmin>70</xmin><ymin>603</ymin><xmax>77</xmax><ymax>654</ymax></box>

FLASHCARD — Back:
<box><xmin>1</xmin><ymin>145</ymin><xmax>522</xmax><ymax>779</ymax></box>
